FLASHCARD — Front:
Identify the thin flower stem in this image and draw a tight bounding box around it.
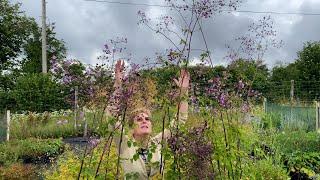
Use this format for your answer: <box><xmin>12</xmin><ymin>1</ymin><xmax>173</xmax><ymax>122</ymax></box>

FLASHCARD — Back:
<box><xmin>116</xmin><ymin>107</ymin><xmax>127</xmax><ymax>179</ymax></box>
<box><xmin>94</xmin><ymin>122</ymin><xmax>117</xmax><ymax>178</ymax></box>
<box><xmin>159</xmin><ymin>102</ymin><xmax>168</xmax><ymax>174</ymax></box>
<box><xmin>219</xmin><ymin>110</ymin><xmax>232</xmax><ymax>179</ymax></box>
<box><xmin>225</xmin><ymin>109</ymin><xmax>235</xmax><ymax>180</ymax></box>
<box><xmin>197</xmin><ymin>20</ymin><xmax>214</xmax><ymax>68</ymax></box>
<box><xmin>77</xmin><ymin>140</ymin><xmax>88</xmax><ymax>180</ymax></box>
<box><xmin>104</xmin><ymin>135</ymin><xmax>114</xmax><ymax>179</ymax></box>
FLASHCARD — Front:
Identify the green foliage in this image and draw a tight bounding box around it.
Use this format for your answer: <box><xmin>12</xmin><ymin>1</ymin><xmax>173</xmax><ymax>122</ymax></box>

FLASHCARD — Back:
<box><xmin>141</xmin><ymin>65</ymin><xmax>227</xmax><ymax>100</ymax></box>
<box><xmin>227</xmin><ymin>59</ymin><xmax>269</xmax><ymax>96</ymax></box>
<box><xmin>44</xmin><ymin>143</ymin><xmax>121</xmax><ymax>179</ymax></box>
<box><xmin>20</xmin><ymin>22</ymin><xmax>67</xmax><ymax>74</ymax></box>
<box><xmin>275</xmin><ymin>131</ymin><xmax>320</xmax><ymax>154</ymax></box>
<box><xmin>141</xmin><ymin>65</ymin><xmax>179</xmax><ymax>97</ymax></box>
<box><xmin>275</xmin><ymin>131</ymin><xmax>320</xmax><ymax>178</ymax></box>
<box><xmin>0</xmin><ymin>163</ymin><xmax>38</xmax><ymax>179</ymax></box>
<box><xmin>10</xmin><ymin>111</ymin><xmax>83</xmax><ymax>139</ymax></box>
<box><xmin>285</xmin><ymin>151</ymin><xmax>320</xmax><ymax>177</ymax></box>
<box><xmin>261</xmin><ymin>112</ymin><xmax>282</xmax><ymax>129</ymax></box>
<box><xmin>11</xmin><ymin>73</ymin><xmax>69</xmax><ymax>112</ymax></box>
<box><xmin>0</xmin><ymin>138</ymin><xmax>64</xmax><ymax>166</ymax></box>
<box><xmin>296</xmin><ymin>41</ymin><xmax>320</xmax><ymax>83</ymax></box>
<box><xmin>0</xmin><ymin>0</ymin><xmax>67</xmax><ymax>112</ymax></box>
<box><xmin>270</xmin><ymin>63</ymin><xmax>299</xmax><ymax>83</ymax></box>
<box><xmin>244</xmin><ymin>159</ymin><xmax>289</xmax><ymax>179</ymax></box>
<box><xmin>0</xmin><ymin>0</ymin><xmax>34</xmax><ymax>71</ymax></box>
<box><xmin>269</xmin><ymin>41</ymin><xmax>320</xmax><ymax>102</ymax></box>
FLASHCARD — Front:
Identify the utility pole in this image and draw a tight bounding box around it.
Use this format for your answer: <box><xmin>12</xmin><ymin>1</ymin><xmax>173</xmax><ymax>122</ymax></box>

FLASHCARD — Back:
<box><xmin>42</xmin><ymin>0</ymin><xmax>47</xmax><ymax>73</ymax></box>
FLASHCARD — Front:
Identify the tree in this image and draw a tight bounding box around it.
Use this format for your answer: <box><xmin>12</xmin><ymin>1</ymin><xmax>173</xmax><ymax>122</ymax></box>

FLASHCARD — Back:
<box><xmin>296</xmin><ymin>41</ymin><xmax>320</xmax><ymax>82</ymax></box>
<box><xmin>268</xmin><ymin>64</ymin><xmax>299</xmax><ymax>101</ymax></box>
<box><xmin>0</xmin><ymin>0</ymin><xmax>66</xmax><ymax>74</ymax></box>
<box><xmin>295</xmin><ymin>41</ymin><xmax>320</xmax><ymax>100</ymax></box>
<box><xmin>20</xmin><ymin>22</ymin><xmax>66</xmax><ymax>74</ymax></box>
<box><xmin>270</xmin><ymin>63</ymin><xmax>299</xmax><ymax>82</ymax></box>
<box><xmin>12</xmin><ymin>73</ymin><xmax>69</xmax><ymax>112</ymax></box>
<box><xmin>0</xmin><ymin>0</ymin><xmax>67</xmax><ymax>111</ymax></box>
<box><xmin>268</xmin><ymin>41</ymin><xmax>320</xmax><ymax>101</ymax></box>
<box><xmin>0</xmin><ymin>0</ymin><xmax>34</xmax><ymax>72</ymax></box>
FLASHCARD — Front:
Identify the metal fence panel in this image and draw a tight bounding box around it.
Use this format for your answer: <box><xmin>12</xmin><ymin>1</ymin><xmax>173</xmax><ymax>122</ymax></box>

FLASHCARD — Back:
<box><xmin>266</xmin><ymin>102</ymin><xmax>316</xmax><ymax>131</ymax></box>
<box><xmin>0</xmin><ymin>111</ymin><xmax>6</xmax><ymax>142</ymax></box>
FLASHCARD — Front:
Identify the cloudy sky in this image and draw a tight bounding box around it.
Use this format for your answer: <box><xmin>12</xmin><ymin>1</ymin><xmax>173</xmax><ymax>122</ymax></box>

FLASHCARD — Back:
<box><xmin>11</xmin><ymin>0</ymin><xmax>320</xmax><ymax>67</ymax></box>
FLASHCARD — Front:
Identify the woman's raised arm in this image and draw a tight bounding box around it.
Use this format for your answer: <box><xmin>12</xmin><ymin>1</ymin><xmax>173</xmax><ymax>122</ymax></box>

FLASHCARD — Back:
<box><xmin>153</xmin><ymin>69</ymin><xmax>190</xmax><ymax>143</ymax></box>
<box><xmin>106</xmin><ymin>60</ymin><xmax>125</xmax><ymax>116</ymax></box>
<box><xmin>174</xmin><ymin>69</ymin><xmax>190</xmax><ymax>122</ymax></box>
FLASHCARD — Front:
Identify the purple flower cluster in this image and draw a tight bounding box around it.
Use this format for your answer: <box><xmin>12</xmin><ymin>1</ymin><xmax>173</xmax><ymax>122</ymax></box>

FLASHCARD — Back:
<box><xmin>206</xmin><ymin>77</ymin><xmax>231</xmax><ymax>108</ymax></box>
<box><xmin>227</xmin><ymin>16</ymin><xmax>283</xmax><ymax>61</ymax></box>
<box><xmin>99</xmin><ymin>37</ymin><xmax>130</xmax><ymax>67</ymax></box>
<box><xmin>164</xmin><ymin>0</ymin><xmax>241</xmax><ymax>19</ymax></box>
<box><xmin>137</xmin><ymin>10</ymin><xmax>150</xmax><ymax>24</ymax></box>
<box><xmin>168</xmin><ymin>123</ymin><xmax>214</xmax><ymax>178</ymax></box>
<box><xmin>88</xmin><ymin>137</ymin><xmax>101</xmax><ymax>149</ymax></box>
<box><xmin>49</xmin><ymin>57</ymin><xmax>113</xmax><ymax>107</ymax></box>
<box><xmin>107</xmin><ymin>63</ymin><xmax>144</xmax><ymax>116</ymax></box>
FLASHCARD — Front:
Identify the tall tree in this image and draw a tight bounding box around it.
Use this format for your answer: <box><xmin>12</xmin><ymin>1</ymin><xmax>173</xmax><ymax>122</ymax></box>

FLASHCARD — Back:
<box><xmin>20</xmin><ymin>22</ymin><xmax>66</xmax><ymax>74</ymax></box>
<box><xmin>0</xmin><ymin>0</ymin><xmax>33</xmax><ymax>72</ymax></box>
<box><xmin>296</xmin><ymin>41</ymin><xmax>320</xmax><ymax>82</ymax></box>
<box><xmin>0</xmin><ymin>0</ymin><xmax>66</xmax><ymax>74</ymax></box>
<box><xmin>295</xmin><ymin>41</ymin><xmax>320</xmax><ymax>100</ymax></box>
<box><xmin>269</xmin><ymin>41</ymin><xmax>320</xmax><ymax>101</ymax></box>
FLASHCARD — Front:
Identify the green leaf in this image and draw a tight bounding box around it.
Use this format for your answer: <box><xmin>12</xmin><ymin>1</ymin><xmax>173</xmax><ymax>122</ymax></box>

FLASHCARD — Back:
<box><xmin>127</xmin><ymin>140</ymin><xmax>132</xmax><ymax>148</ymax></box>
<box><xmin>180</xmin><ymin>39</ymin><xmax>186</xmax><ymax>45</ymax></box>
<box><xmin>147</xmin><ymin>153</ymin><xmax>153</xmax><ymax>161</ymax></box>
<box><xmin>133</xmin><ymin>153</ymin><xmax>139</xmax><ymax>161</ymax></box>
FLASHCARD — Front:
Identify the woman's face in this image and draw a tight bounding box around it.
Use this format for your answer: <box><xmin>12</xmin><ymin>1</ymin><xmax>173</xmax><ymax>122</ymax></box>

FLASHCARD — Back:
<box><xmin>133</xmin><ymin>112</ymin><xmax>152</xmax><ymax>137</ymax></box>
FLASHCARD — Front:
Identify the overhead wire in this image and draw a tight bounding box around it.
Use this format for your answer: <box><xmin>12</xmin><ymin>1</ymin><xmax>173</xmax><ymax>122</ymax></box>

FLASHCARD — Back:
<box><xmin>83</xmin><ymin>0</ymin><xmax>320</xmax><ymax>16</ymax></box>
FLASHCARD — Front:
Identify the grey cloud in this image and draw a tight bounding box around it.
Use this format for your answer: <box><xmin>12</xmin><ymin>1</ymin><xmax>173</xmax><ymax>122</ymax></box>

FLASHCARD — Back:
<box><xmin>10</xmin><ymin>0</ymin><xmax>320</xmax><ymax>67</ymax></box>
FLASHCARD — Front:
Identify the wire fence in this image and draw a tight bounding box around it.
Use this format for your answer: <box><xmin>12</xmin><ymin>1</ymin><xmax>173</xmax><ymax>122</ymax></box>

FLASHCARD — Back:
<box><xmin>265</xmin><ymin>80</ymin><xmax>320</xmax><ymax>103</ymax></box>
<box><xmin>262</xmin><ymin>80</ymin><xmax>320</xmax><ymax>132</ymax></box>
<box><xmin>264</xmin><ymin>101</ymin><xmax>319</xmax><ymax>132</ymax></box>
<box><xmin>0</xmin><ymin>111</ymin><xmax>6</xmax><ymax>142</ymax></box>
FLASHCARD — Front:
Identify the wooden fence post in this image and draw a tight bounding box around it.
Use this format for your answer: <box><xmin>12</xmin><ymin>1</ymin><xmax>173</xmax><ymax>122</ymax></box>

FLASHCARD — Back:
<box><xmin>263</xmin><ymin>98</ymin><xmax>267</xmax><ymax>113</ymax></box>
<box><xmin>83</xmin><ymin>108</ymin><xmax>88</xmax><ymax>137</ymax></box>
<box><xmin>290</xmin><ymin>80</ymin><xmax>294</xmax><ymax>122</ymax></box>
<box><xmin>6</xmin><ymin>110</ymin><xmax>10</xmax><ymax>141</ymax></box>
<box><xmin>290</xmin><ymin>80</ymin><xmax>294</xmax><ymax>103</ymax></box>
<box><xmin>316</xmin><ymin>101</ymin><xmax>320</xmax><ymax>132</ymax></box>
<box><xmin>74</xmin><ymin>86</ymin><xmax>78</xmax><ymax>130</ymax></box>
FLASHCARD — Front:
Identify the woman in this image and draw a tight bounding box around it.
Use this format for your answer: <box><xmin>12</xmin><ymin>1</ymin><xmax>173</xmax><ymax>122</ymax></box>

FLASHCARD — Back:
<box><xmin>109</xmin><ymin>60</ymin><xmax>189</xmax><ymax>179</ymax></box>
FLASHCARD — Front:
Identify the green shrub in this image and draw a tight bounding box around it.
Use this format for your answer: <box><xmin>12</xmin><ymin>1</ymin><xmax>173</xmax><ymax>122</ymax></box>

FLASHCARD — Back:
<box><xmin>243</xmin><ymin>159</ymin><xmax>289</xmax><ymax>179</ymax></box>
<box><xmin>11</xmin><ymin>73</ymin><xmax>69</xmax><ymax>112</ymax></box>
<box><xmin>10</xmin><ymin>111</ymin><xmax>82</xmax><ymax>139</ymax></box>
<box><xmin>0</xmin><ymin>163</ymin><xmax>38</xmax><ymax>179</ymax></box>
<box><xmin>261</xmin><ymin>112</ymin><xmax>282</xmax><ymax>129</ymax></box>
<box><xmin>44</xmin><ymin>142</ymin><xmax>121</xmax><ymax>179</ymax></box>
<box><xmin>275</xmin><ymin>131</ymin><xmax>320</xmax><ymax>154</ymax></box>
<box><xmin>0</xmin><ymin>138</ymin><xmax>64</xmax><ymax>166</ymax></box>
<box><xmin>285</xmin><ymin>151</ymin><xmax>320</xmax><ymax>177</ymax></box>
<box><xmin>276</xmin><ymin>131</ymin><xmax>320</xmax><ymax>179</ymax></box>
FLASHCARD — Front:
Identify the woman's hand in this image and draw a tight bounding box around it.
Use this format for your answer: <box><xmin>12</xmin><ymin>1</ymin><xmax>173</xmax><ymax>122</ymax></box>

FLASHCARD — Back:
<box><xmin>114</xmin><ymin>60</ymin><xmax>125</xmax><ymax>86</ymax></box>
